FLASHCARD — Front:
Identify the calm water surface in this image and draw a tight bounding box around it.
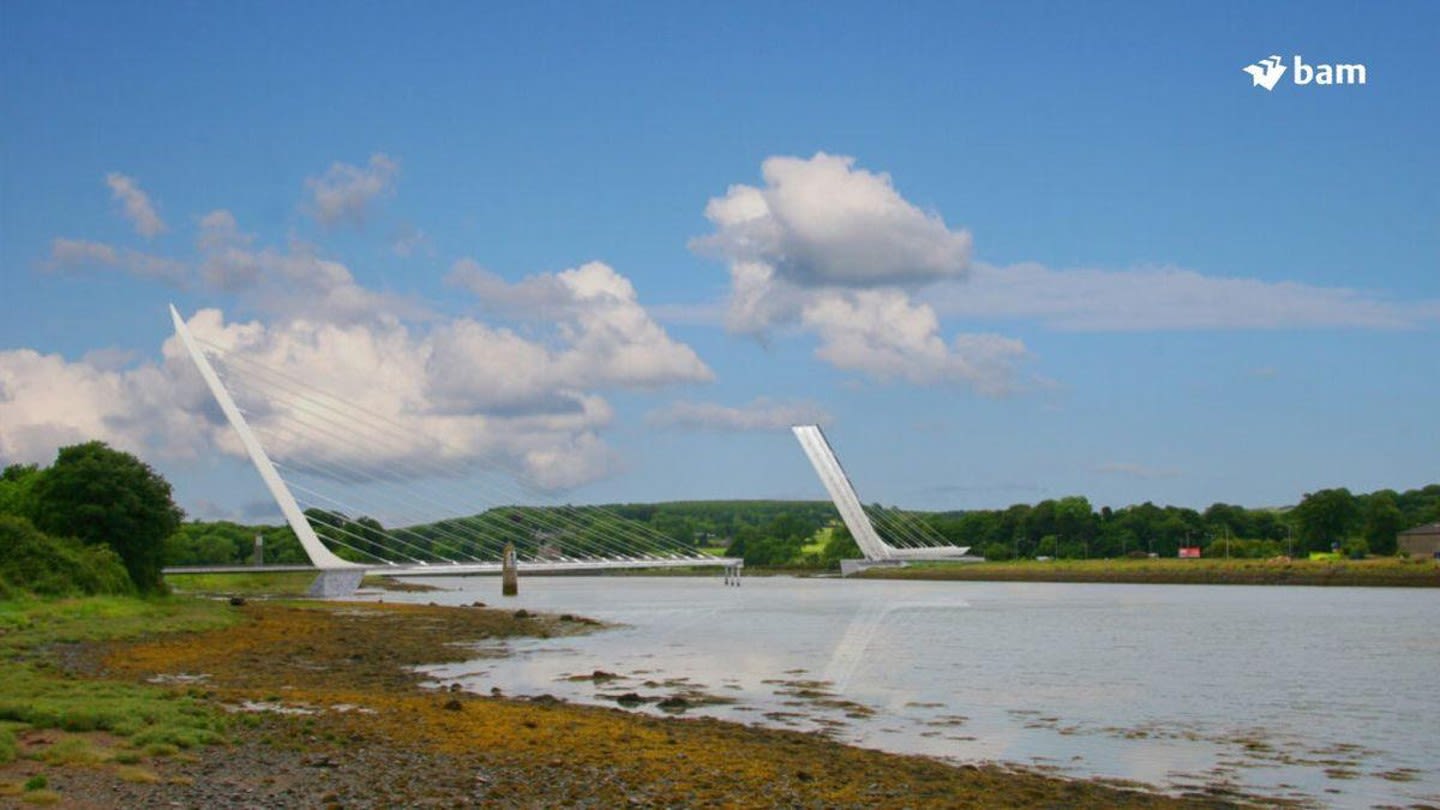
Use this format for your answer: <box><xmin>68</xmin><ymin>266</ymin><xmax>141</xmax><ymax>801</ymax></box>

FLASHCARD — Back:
<box><xmin>374</xmin><ymin>576</ymin><xmax>1439</xmax><ymax>808</ymax></box>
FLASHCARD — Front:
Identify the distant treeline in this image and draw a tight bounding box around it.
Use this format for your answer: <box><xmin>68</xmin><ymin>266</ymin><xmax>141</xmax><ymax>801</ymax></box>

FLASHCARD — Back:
<box><xmin>159</xmin><ymin>486</ymin><xmax>1439</xmax><ymax>569</ymax></box>
<box><xmin>15</xmin><ymin>440</ymin><xmax>1424</xmax><ymax>579</ymax></box>
<box><xmin>924</xmin><ymin>485</ymin><xmax>1438</xmax><ymax>562</ymax></box>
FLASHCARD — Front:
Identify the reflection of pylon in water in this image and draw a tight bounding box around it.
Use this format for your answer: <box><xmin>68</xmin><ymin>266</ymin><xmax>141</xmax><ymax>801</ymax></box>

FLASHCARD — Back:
<box><xmin>822</xmin><ymin>600</ymin><xmax>970</xmax><ymax>695</ymax></box>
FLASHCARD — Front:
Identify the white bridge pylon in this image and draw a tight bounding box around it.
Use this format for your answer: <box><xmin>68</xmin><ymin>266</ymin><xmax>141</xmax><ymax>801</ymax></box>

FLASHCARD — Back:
<box><xmin>172</xmin><ymin>305</ymin><xmax>355</xmax><ymax>570</ymax></box>
<box><xmin>792</xmin><ymin>425</ymin><xmax>971</xmax><ymax>563</ymax></box>
<box><xmin>170</xmin><ymin>304</ymin><xmax>739</xmax><ymax>577</ymax></box>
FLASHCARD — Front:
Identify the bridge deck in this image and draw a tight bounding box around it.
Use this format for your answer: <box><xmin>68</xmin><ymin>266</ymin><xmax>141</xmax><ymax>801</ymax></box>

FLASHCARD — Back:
<box><xmin>165</xmin><ymin>557</ymin><xmax>743</xmax><ymax>578</ymax></box>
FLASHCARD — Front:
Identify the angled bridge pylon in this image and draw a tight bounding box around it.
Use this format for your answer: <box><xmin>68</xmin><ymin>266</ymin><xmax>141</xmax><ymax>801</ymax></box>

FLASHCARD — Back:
<box><xmin>791</xmin><ymin>425</ymin><xmax>971</xmax><ymax>565</ymax></box>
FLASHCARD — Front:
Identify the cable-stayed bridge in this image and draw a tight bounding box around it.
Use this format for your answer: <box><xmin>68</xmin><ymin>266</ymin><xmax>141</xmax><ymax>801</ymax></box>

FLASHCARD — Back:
<box><xmin>168</xmin><ymin>306</ymin><xmax>968</xmax><ymax>588</ymax></box>
<box><xmin>169</xmin><ymin>306</ymin><xmax>741</xmax><ymax>592</ymax></box>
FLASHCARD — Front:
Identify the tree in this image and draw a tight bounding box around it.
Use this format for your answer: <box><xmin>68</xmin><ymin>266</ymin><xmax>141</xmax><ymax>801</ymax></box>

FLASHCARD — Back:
<box><xmin>1292</xmin><ymin>488</ymin><xmax>1359</xmax><ymax>553</ymax></box>
<box><xmin>29</xmin><ymin>442</ymin><xmax>183</xmax><ymax>592</ymax></box>
<box><xmin>1362</xmin><ymin>491</ymin><xmax>1404</xmax><ymax>555</ymax></box>
<box><xmin>0</xmin><ymin>463</ymin><xmax>41</xmax><ymax>518</ymax></box>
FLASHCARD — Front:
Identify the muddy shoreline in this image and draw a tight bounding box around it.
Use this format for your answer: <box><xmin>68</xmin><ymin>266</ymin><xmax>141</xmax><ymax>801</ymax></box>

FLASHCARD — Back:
<box><xmin>3</xmin><ymin>600</ymin><xmax>1252</xmax><ymax>808</ymax></box>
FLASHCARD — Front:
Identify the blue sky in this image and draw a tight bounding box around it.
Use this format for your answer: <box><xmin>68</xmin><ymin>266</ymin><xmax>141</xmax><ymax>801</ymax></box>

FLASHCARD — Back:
<box><xmin>2</xmin><ymin>1</ymin><xmax>1436</xmax><ymax>522</ymax></box>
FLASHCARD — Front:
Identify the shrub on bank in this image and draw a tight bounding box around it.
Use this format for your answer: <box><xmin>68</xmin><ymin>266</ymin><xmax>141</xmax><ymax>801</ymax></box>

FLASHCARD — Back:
<box><xmin>0</xmin><ymin>515</ymin><xmax>134</xmax><ymax>598</ymax></box>
<box><xmin>1201</xmin><ymin>538</ymin><xmax>1282</xmax><ymax>559</ymax></box>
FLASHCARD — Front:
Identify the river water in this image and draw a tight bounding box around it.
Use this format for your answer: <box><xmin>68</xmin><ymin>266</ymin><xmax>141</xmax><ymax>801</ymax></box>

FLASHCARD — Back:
<box><xmin>374</xmin><ymin>576</ymin><xmax>1439</xmax><ymax>808</ymax></box>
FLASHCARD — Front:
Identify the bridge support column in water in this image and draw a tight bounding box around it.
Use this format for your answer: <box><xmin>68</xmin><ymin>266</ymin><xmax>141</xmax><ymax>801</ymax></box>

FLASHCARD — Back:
<box><xmin>502</xmin><ymin>543</ymin><xmax>519</xmax><ymax>596</ymax></box>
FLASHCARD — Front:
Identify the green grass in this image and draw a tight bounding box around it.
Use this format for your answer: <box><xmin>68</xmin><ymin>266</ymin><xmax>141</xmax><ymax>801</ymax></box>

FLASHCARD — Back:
<box><xmin>0</xmin><ymin>724</ymin><xmax>17</xmax><ymax>764</ymax></box>
<box><xmin>20</xmin><ymin>788</ymin><xmax>61</xmax><ymax>805</ymax></box>
<box><xmin>866</xmin><ymin>556</ymin><xmax>1440</xmax><ymax>587</ymax></box>
<box><xmin>0</xmin><ymin>595</ymin><xmax>237</xmax><ymax>648</ymax></box>
<box><xmin>799</xmin><ymin>527</ymin><xmax>832</xmax><ymax>557</ymax></box>
<box><xmin>164</xmin><ymin>570</ymin><xmax>319</xmax><ymax>596</ymax></box>
<box><xmin>0</xmin><ymin>596</ymin><xmax>239</xmax><ymax>750</ymax></box>
<box><xmin>40</xmin><ymin>737</ymin><xmax>105</xmax><ymax>765</ymax></box>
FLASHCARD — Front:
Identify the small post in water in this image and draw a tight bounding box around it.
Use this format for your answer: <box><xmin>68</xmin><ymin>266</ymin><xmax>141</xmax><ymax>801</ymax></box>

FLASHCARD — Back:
<box><xmin>501</xmin><ymin>542</ymin><xmax>519</xmax><ymax>596</ymax></box>
<box><xmin>253</xmin><ymin>534</ymin><xmax>264</xmax><ymax>567</ymax></box>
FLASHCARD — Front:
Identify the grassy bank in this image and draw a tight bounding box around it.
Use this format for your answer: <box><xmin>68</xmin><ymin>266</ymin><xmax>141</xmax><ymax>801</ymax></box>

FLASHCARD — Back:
<box><xmin>861</xmin><ymin>556</ymin><xmax>1440</xmax><ymax>587</ymax></box>
<box><xmin>0</xmin><ymin>593</ymin><xmax>1249</xmax><ymax>808</ymax></box>
<box><xmin>164</xmin><ymin>571</ymin><xmax>445</xmax><ymax>596</ymax></box>
<box><xmin>0</xmin><ymin>594</ymin><xmax>241</xmax><ymax>804</ymax></box>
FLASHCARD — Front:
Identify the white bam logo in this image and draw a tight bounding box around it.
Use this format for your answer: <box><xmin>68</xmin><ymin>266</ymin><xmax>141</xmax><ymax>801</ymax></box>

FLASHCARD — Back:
<box><xmin>1244</xmin><ymin>54</ymin><xmax>1367</xmax><ymax>90</ymax></box>
<box><xmin>1243</xmin><ymin>55</ymin><xmax>1287</xmax><ymax>90</ymax></box>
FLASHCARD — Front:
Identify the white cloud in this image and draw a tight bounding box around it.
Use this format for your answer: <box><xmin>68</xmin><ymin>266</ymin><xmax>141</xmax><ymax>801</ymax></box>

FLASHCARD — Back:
<box><xmin>196</xmin><ymin>209</ymin><xmax>252</xmax><ymax>251</ymax></box>
<box><xmin>692</xmin><ymin>152</ymin><xmax>972</xmax><ymax>288</ymax></box>
<box><xmin>49</xmin><ymin>238</ymin><xmax>117</xmax><ymax>266</ymax></box>
<box><xmin>929</xmin><ymin>262</ymin><xmax>1440</xmax><ymax>331</ymax></box>
<box><xmin>105</xmin><ymin>172</ymin><xmax>166</xmax><ymax>238</ymax></box>
<box><xmin>47</xmin><ymin>238</ymin><xmax>188</xmax><ymax>286</ymax></box>
<box><xmin>13</xmin><ymin>153</ymin><xmax>715</xmax><ymax>494</ymax></box>
<box><xmin>178</xmin><ymin>302</ymin><xmax>674</xmax><ymax>490</ymax></box>
<box><xmin>191</xmin><ymin>214</ymin><xmax>424</xmax><ymax>322</ymax></box>
<box><xmin>447</xmin><ymin>259</ymin><xmax>579</xmax><ymax>316</ymax></box>
<box><xmin>441</xmin><ymin>259</ymin><xmax>715</xmax><ymax>394</ymax></box>
<box><xmin>0</xmin><ymin>346</ymin><xmax>214</xmax><ymax>466</ymax></box>
<box><xmin>391</xmin><ymin>225</ymin><xmax>431</xmax><ymax>257</ymax></box>
<box><xmin>647</xmin><ymin>397</ymin><xmax>832</xmax><ymax>432</ymax></box>
<box><xmin>3</xmin><ymin>256</ymin><xmax>712</xmax><ymax>491</ymax></box>
<box><xmin>692</xmin><ymin>154</ymin><xmax>1019</xmax><ymax>396</ymax></box>
<box><xmin>802</xmin><ymin>289</ymin><xmax>1028</xmax><ymax>394</ymax></box>
<box><xmin>305</xmin><ymin>153</ymin><xmax>398</xmax><ymax>227</ymax></box>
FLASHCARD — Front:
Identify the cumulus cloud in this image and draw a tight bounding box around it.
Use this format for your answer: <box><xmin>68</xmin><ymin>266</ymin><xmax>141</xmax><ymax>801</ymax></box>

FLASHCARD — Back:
<box><xmin>928</xmin><ymin>262</ymin><xmax>1440</xmax><ymax>331</ymax></box>
<box><xmin>692</xmin><ymin>154</ymin><xmax>1022</xmax><ymax>395</ymax></box>
<box><xmin>105</xmin><ymin>172</ymin><xmax>166</xmax><ymax>238</ymax></box>
<box><xmin>3</xmin><ymin>255</ymin><xmax>712</xmax><ymax>491</ymax></box>
<box><xmin>646</xmin><ymin>397</ymin><xmax>832</xmax><ymax>432</ymax></box>
<box><xmin>802</xmin><ymin>290</ymin><xmax>1028</xmax><ymax>394</ymax></box>
<box><xmin>47</xmin><ymin>238</ymin><xmax>188</xmax><ymax>286</ymax></box>
<box><xmin>178</xmin><ymin>299</ymin><xmax>688</xmax><ymax>490</ymax></box>
<box><xmin>0</xmin><ymin>345</ymin><xmax>215</xmax><ymax>466</ymax></box>
<box><xmin>197</xmin><ymin>210</ymin><xmax>252</xmax><ymax>251</ymax></box>
<box><xmin>692</xmin><ymin>152</ymin><xmax>971</xmax><ymax>288</ymax></box>
<box><xmin>432</xmin><ymin>262</ymin><xmax>714</xmax><ymax>406</ymax></box>
<box><xmin>191</xmin><ymin>212</ymin><xmax>425</xmax><ymax>322</ymax></box>
<box><xmin>11</xmin><ymin>153</ymin><xmax>715</xmax><ymax>494</ymax></box>
<box><xmin>447</xmin><ymin>259</ymin><xmax>579</xmax><ymax>316</ymax></box>
<box><xmin>305</xmin><ymin>153</ymin><xmax>398</xmax><ymax>227</ymax></box>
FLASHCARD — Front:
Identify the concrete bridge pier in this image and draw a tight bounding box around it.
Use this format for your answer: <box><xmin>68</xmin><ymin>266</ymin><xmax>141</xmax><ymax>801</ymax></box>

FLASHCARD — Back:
<box><xmin>501</xmin><ymin>543</ymin><xmax>519</xmax><ymax>596</ymax></box>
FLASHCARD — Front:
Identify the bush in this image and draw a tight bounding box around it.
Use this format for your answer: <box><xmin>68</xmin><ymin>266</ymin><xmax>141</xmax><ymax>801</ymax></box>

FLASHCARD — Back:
<box><xmin>0</xmin><ymin>515</ymin><xmax>134</xmax><ymax>598</ymax></box>
<box><xmin>1341</xmin><ymin>538</ymin><xmax>1370</xmax><ymax>560</ymax></box>
<box><xmin>980</xmin><ymin>542</ymin><xmax>1014</xmax><ymax>561</ymax></box>
<box><xmin>1201</xmin><ymin>537</ymin><xmax>1282</xmax><ymax>559</ymax></box>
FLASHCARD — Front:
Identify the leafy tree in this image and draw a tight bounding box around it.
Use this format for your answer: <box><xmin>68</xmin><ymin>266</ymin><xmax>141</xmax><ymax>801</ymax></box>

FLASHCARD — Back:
<box><xmin>1362</xmin><ymin>491</ymin><xmax>1404</xmax><ymax>555</ymax></box>
<box><xmin>979</xmin><ymin>542</ymin><xmax>1014</xmax><ymax>561</ymax></box>
<box><xmin>1203</xmin><ymin>503</ymin><xmax>1251</xmax><ymax>539</ymax></box>
<box><xmin>1292</xmin><ymin>488</ymin><xmax>1359</xmax><ymax>553</ymax></box>
<box><xmin>29</xmin><ymin>442</ymin><xmax>183</xmax><ymax>592</ymax></box>
<box><xmin>0</xmin><ymin>463</ymin><xmax>43</xmax><ymax>519</ymax></box>
<box><xmin>1201</xmin><ymin>537</ymin><xmax>1281</xmax><ymax>559</ymax></box>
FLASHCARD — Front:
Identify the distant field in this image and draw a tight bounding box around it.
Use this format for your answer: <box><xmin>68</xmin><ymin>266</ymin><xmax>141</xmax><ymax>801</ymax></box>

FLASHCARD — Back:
<box><xmin>164</xmin><ymin>571</ymin><xmax>319</xmax><ymax>596</ymax></box>
<box><xmin>861</xmin><ymin>557</ymin><xmax>1440</xmax><ymax>587</ymax></box>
